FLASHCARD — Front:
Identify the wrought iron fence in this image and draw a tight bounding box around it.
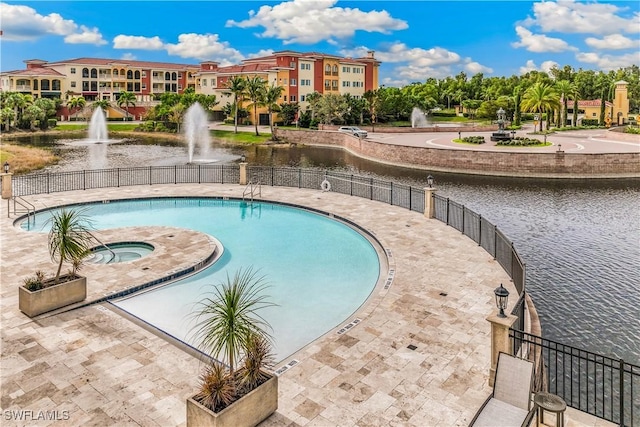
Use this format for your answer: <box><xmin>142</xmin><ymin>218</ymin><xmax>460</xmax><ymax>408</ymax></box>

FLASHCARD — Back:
<box><xmin>511</xmin><ymin>329</ymin><xmax>639</xmax><ymax>426</ymax></box>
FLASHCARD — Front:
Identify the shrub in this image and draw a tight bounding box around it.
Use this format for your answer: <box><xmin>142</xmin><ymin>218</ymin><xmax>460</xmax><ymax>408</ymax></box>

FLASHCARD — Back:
<box><xmin>47</xmin><ymin>119</ymin><xmax>58</xmax><ymax>129</ymax></box>
<box><xmin>461</xmin><ymin>136</ymin><xmax>485</xmax><ymax>144</ymax></box>
<box><xmin>497</xmin><ymin>137</ymin><xmax>546</xmax><ymax>146</ymax></box>
<box><xmin>582</xmin><ymin>119</ymin><xmax>599</xmax><ymax>126</ymax></box>
<box><xmin>624</xmin><ymin>126</ymin><xmax>640</xmax><ymax>135</ymax></box>
<box><xmin>23</xmin><ymin>271</ymin><xmax>46</xmax><ymax>291</ymax></box>
<box><xmin>137</xmin><ymin>121</ymin><xmax>156</xmax><ymax>132</ymax></box>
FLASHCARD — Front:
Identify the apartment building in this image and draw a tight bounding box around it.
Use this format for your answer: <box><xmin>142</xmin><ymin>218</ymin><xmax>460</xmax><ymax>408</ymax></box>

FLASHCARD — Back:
<box><xmin>1</xmin><ymin>51</ymin><xmax>380</xmax><ymax>123</ymax></box>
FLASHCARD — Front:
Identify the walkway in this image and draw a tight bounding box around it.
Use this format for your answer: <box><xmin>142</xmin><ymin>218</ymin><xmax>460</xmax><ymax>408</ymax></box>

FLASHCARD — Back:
<box><xmin>0</xmin><ymin>184</ymin><xmax>613</xmax><ymax>426</ymax></box>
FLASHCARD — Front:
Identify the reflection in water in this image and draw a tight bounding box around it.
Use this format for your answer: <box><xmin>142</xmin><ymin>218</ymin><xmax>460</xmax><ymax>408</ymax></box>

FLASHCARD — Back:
<box><xmin>12</xmin><ymin>135</ymin><xmax>640</xmax><ymax>363</ymax></box>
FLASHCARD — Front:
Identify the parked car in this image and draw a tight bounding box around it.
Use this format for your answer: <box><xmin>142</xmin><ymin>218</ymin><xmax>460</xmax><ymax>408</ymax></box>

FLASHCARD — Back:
<box><xmin>338</xmin><ymin>126</ymin><xmax>368</xmax><ymax>138</ymax></box>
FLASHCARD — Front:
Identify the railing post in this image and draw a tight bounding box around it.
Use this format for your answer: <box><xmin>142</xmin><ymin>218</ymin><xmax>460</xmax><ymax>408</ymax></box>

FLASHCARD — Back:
<box><xmin>149</xmin><ymin>166</ymin><xmax>152</xmax><ymax>185</ymax></box>
<box><xmin>117</xmin><ymin>168</ymin><xmax>120</xmax><ymax>187</ymax></box>
<box><xmin>486</xmin><ymin>312</ymin><xmax>518</xmax><ymax>387</ymax></box>
<box><xmin>174</xmin><ymin>165</ymin><xmax>177</xmax><ymax>184</ymax></box>
<box><xmin>239</xmin><ymin>162</ymin><xmax>248</xmax><ymax>185</ymax></box>
<box><xmin>478</xmin><ymin>215</ymin><xmax>482</xmax><ymax>246</ymax></box>
<box><xmin>198</xmin><ymin>164</ymin><xmax>201</xmax><ymax>184</ymax></box>
<box><xmin>446</xmin><ymin>198</ymin><xmax>450</xmax><ymax>224</ymax></box>
<box><xmin>350</xmin><ymin>175</ymin><xmax>353</xmax><ymax>196</ymax></box>
<box><xmin>461</xmin><ymin>206</ymin><xmax>465</xmax><ymax>234</ymax></box>
<box><xmin>424</xmin><ymin>187</ymin><xmax>436</xmax><ymax>219</ymax></box>
<box><xmin>370</xmin><ymin>178</ymin><xmax>373</xmax><ymax>200</ymax></box>
<box><xmin>409</xmin><ymin>186</ymin><xmax>412</xmax><ymax>211</ymax></box>
<box><xmin>390</xmin><ymin>181</ymin><xmax>393</xmax><ymax>206</ymax></box>
<box><xmin>83</xmin><ymin>170</ymin><xmax>86</xmax><ymax>190</ymax></box>
<box><xmin>47</xmin><ymin>173</ymin><xmax>50</xmax><ymax>194</ymax></box>
<box><xmin>619</xmin><ymin>358</ymin><xmax>624</xmax><ymax>427</ymax></box>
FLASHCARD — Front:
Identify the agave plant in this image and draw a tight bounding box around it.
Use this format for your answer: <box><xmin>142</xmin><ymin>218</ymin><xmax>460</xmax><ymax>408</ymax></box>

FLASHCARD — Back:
<box><xmin>237</xmin><ymin>331</ymin><xmax>275</xmax><ymax>393</ymax></box>
<box><xmin>47</xmin><ymin>208</ymin><xmax>94</xmax><ymax>284</ymax></box>
<box><xmin>191</xmin><ymin>267</ymin><xmax>275</xmax><ymax>374</ymax></box>
<box><xmin>194</xmin><ymin>362</ymin><xmax>236</xmax><ymax>412</ymax></box>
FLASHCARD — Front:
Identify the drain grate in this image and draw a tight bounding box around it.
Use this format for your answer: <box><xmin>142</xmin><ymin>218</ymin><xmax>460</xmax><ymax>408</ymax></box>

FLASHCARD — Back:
<box><xmin>274</xmin><ymin>359</ymin><xmax>299</xmax><ymax>376</ymax></box>
<box><xmin>439</xmin><ymin>292</ymin><xmax>448</xmax><ymax>297</ymax></box>
<box><xmin>337</xmin><ymin>318</ymin><xmax>361</xmax><ymax>335</ymax></box>
<box><xmin>407</xmin><ymin>344</ymin><xmax>417</xmax><ymax>351</ymax></box>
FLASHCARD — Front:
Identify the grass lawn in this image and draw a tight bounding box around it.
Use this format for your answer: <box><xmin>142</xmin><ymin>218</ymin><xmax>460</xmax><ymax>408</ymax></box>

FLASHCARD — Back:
<box><xmin>211</xmin><ymin>129</ymin><xmax>272</xmax><ymax>144</ymax></box>
<box><xmin>55</xmin><ymin>123</ymin><xmax>139</xmax><ymax>132</ymax></box>
<box><xmin>0</xmin><ymin>144</ymin><xmax>58</xmax><ymax>174</ymax></box>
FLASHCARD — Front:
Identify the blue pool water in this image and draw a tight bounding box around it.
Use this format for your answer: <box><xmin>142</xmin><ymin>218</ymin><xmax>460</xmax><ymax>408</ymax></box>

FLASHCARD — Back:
<box><xmin>23</xmin><ymin>198</ymin><xmax>382</xmax><ymax>361</ymax></box>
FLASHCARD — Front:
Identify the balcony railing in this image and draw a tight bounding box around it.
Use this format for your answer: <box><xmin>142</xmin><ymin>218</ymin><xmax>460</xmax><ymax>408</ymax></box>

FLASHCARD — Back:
<box><xmin>15</xmin><ymin>85</ymin><xmax>32</xmax><ymax>91</ymax></box>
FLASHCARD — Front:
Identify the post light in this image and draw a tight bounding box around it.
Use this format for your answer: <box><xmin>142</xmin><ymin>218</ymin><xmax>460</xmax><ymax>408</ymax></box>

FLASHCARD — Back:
<box><xmin>557</xmin><ymin>144</ymin><xmax>562</xmax><ymax>152</ymax></box>
<box><xmin>544</xmin><ymin>134</ymin><xmax>547</xmax><ymax>144</ymax></box>
<box><xmin>240</xmin><ymin>154</ymin><xmax>246</xmax><ymax>163</ymax></box>
<box><xmin>497</xmin><ymin>108</ymin><xmax>505</xmax><ymax>121</ymax></box>
<box><xmin>494</xmin><ymin>284</ymin><xmax>509</xmax><ymax>318</ymax></box>
<box><xmin>3</xmin><ymin>162</ymin><xmax>9</xmax><ymax>174</ymax></box>
<box><xmin>427</xmin><ymin>174</ymin><xmax>434</xmax><ymax>188</ymax></box>
<box><xmin>458</xmin><ymin>131</ymin><xmax>461</xmax><ymax>140</ymax></box>
<box><xmin>511</xmin><ymin>130</ymin><xmax>516</xmax><ymax>140</ymax></box>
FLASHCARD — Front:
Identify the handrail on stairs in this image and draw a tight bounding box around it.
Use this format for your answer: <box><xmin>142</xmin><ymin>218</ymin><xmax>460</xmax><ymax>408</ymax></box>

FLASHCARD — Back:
<box><xmin>242</xmin><ymin>179</ymin><xmax>262</xmax><ymax>202</ymax></box>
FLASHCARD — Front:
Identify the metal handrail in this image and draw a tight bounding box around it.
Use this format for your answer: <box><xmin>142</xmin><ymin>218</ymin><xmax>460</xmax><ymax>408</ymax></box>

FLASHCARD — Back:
<box><xmin>242</xmin><ymin>179</ymin><xmax>262</xmax><ymax>202</ymax></box>
<box><xmin>12</xmin><ymin>196</ymin><xmax>35</xmax><ymax>224</ymax></box>
<box><xmin>87</xmin><ymin>232</ymin><xmax>117</xmax><ymax>264</ymax></box>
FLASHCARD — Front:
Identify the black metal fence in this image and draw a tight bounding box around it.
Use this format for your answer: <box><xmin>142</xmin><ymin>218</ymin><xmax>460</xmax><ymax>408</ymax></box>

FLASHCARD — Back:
<box><xmin>511</xmin><ymin>330</ymin><xmax>640</xmax><ymax>426</ymax></box>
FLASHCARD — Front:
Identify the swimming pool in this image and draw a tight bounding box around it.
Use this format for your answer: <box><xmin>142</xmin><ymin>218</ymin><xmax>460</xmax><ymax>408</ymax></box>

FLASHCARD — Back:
<box><xmin>23</xmin><ymin>198</ymin><xmax>384</xmax><ymax>361</ymax></box>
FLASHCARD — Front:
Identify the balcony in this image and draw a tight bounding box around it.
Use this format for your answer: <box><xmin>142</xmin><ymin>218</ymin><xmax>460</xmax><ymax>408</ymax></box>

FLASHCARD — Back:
<box><xmin>15</xmin><ymin>84</ymin><xmax>32</xmax><ymax>91</ymax></box>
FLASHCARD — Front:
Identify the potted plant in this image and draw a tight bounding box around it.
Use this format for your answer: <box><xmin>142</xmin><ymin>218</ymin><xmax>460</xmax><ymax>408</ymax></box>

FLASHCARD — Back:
<box><xmin>19</xmin><ymin>208</ymin><xmax>94</xmax><ymax>317</ymax></box>
<box><xmin>186</xmin><ymin>267</ymin><xmax>278</xmax><ymax>427</ymax></box>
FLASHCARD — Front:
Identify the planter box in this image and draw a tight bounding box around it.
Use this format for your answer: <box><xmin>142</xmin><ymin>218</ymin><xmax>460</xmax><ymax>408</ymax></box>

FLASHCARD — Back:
<box><xmin>186</xmin><ymin>373</ymin><xmax>278</xmax><ymax>427</ymax></box>
<box><xmin>19</xmin><ymin>275</ymin><xmax>87</xmax><ymax>317</ymax></box>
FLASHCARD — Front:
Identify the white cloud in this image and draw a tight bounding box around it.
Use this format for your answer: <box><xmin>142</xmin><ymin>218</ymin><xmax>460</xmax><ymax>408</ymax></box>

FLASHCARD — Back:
<box><xmin>519</xmin><ymin>59</ymin><xmax>559</xmax><ymax>75</ymax></box>
<box><xmin>512</xmin><ymin>26</ymin><xmax>576</xmax><ymax>53</ymax></box>
<box><xmin>246</xmin><ymin>49</ymin><xmax>275</xmax><ymax>59</ymax></box>
<box><xmin>113</xmin><ymin>35</ymin><xmax>165</xmax><ymax>50</ymax></box>
<box><xmin>226</xmin><ymin>0</ymin><xmax>407</xmax><ymax>44</ymax></box>
<box><xmin>344</xmin><ymin>43</ymin><xmax>492</xmax><ymax>85</ymax></box>
<box><xmin>121</xmin><ymin>53</ymin><xmax>137</xmax><ymax>61</ymax></box>
<box><xmin>525</xmin><ymin>0</ymin><xmax>640</xmax><ymax>35</ymax></box>
<box><xmin>576</xmin><ymin>51</ymin><xmax>640</xmax><ymax>70</ymax></box>
<box><xmin>0</xmin><ymin>2</ymin><xmax>106</xmax><ymax>45</ymax></box>
<box><xmin>64</xmin><ymin>26</ymin><xmax>107</xmax><ymax>45</ymax></box>
<box><xmin>165</xmin><ymin>33</ymin><xmax>245</xmax><ymax>65</ymax></box>
<box><xmin>584</xmin><ymin>34</ymin><xmax>638</xmax><ymax>50</ymax></box>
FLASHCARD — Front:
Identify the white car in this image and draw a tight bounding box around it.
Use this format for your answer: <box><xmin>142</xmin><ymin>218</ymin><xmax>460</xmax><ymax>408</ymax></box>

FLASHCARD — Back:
<box><xmin>338</xmin><ymin>126</ymin><xmax>368</xmax><ymax>138</ymax></box>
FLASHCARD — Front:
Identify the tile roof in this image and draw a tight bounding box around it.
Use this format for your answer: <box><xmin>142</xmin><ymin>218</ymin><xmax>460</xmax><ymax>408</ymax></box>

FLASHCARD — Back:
<box><xmin>1</xmin><ymin>68</ymin><xmax>65</xmax><ymax>77</ymax></box>
<box><xmin>45</xmin><ymin>57</ymin><xmax>199</xmax><ymax>70</ymax></box>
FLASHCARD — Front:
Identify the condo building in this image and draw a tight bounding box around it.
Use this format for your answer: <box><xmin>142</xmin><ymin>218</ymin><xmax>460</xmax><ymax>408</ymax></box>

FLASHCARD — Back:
<box><xmin>0</xmin><ymin>51</ymin><xmax>381</xmax><ymax>122</ymax></box>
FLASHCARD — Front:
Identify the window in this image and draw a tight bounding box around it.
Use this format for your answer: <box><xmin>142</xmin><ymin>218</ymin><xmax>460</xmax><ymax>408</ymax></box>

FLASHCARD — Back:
<box><xmin>134</xmin><ymin>71</ymin><xmax>141</xmax><ymax>79</ymax></box>
<box><xmin>301</xmin><ymin>95</ymin><xmax>306</xmax><ymax>102</ymax></box>
<box><xmin>91</xmin><ymin>68</ymin><xmax>97</xmax><ymax>78</ymax></box>
<box><xmin>127</xmin><ymin>70</ymin><xmax>133</xmax><ymax>79</ymax></box>
<box><xmin>300</xmin><ymin>63</ymin><xmax>310</xmax><ymax>70</ymax></box>
<box><xmin>202</xmin><ymin>79</ymin><xmax>207</xmax><ymax>86</ymax></box>
<box><xmin>332</xmin><ymin>65</ymin><xmax>338</xmax><ymax>73</ymax></box>
<box><xmin>342</xmin><ymin>66</ymin><xmax>351</xmax><ymax>73</ymax></box>
<box><xmin>290</xmin><ymin>78</ymin><xmax>296</xmax><ymax>86</ymax></box>
<box><xmin>211</xmin><ymin>79</ymin><xmax>216</xmax><ymax>87</ymax></box>
<box><xmin>142</xmin><ymin>71</ymin><xmax>146</xmax><ymax>77</ymax></box>
<box><xmin>283</xmin><ymin>96</ymin><xmax>287</xmax><ymax>101</ymax></box>
<box><xmin>70</xmin><ymin>68</ymin><xmax>76</xmax><ymax>74</ymax></box>
<box><xmin>178</xmin><ymin>73</ymin><xmax>183</xmax><ymax>79</ymax></box>
<box><xmin>290</xmin><ymin>95</ymin><xmax>296</xmax><ymax>102</ymax></box>
<box><xmin>142</xmin><ymin>83</ymin><xmax>146</xmax><ymax>89</ymax></box>
<box><xmin>70</xmin><ymin>81</ymin><xmax>76</xmax><ymax>88</ymax></box>
<box><xmin>82</xmin><ymin>68</ymin><xmax>89</xmax><ymax>78</ymax></box>
<box><xmin>290</xmin><ymin>61</ymin><xmax>296</xmax><ymax>68</ymax></box>
<box><xmin>283</xmin><ymin>79</ymin><xmax>287</xmax><ymax>85</ymax></box>
<box><xmin>178</xmin><ymin>84</ymin><xmax>182</xmax><ymax>90</ymax></box>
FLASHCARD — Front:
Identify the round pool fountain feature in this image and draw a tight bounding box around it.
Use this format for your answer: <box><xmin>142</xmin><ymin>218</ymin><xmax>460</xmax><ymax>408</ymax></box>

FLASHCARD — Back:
<box><xmin>87</xmin><ymin>241</ymin><xmax>154</xmax><ymax>264</ymax></box>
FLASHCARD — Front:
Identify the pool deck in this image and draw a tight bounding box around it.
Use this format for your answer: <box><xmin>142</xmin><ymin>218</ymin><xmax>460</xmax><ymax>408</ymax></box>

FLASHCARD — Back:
<box><xmin>0</xmin><ymin>184</ymin><xmax>614</xmax><ymax>426</ymax></box>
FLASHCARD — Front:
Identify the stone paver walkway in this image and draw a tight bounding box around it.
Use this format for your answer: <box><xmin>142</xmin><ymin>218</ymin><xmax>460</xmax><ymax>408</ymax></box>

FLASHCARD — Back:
<box><xmin>0</xmin><ymin>184</ymin><xmax>612</xmax><ymax>426</ymax></box>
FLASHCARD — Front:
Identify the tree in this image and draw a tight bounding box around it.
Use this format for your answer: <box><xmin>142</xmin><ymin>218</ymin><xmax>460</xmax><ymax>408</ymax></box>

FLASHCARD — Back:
<box><xmin>572</xmin><ymin>86</ymin><xmax>581</xmax><ymax>127</ymax></box>
<box><xmin>513</xmin><ymin>87</ymin><xmax>522</xmax><ymax>126</ymax></box>
<box><xmin>279</xmin><ymin>102</ymin><xmax>299</xmax><ymax>126</ymax></box>
<box><xmin>316</xmin><ymin>93</ymin><xmax>348</xmax><ymax>125</ymax></box>
<box><xmin>169</xmin><ymin>103</ymin><xmax>186</xmax><ymax>133</ymax></box>
<box><xmin>118</xmin><ymin>91</ymin><xmax>136</xmax><ymax>121</ymax></box>
<box><xmin>599</xmin><ymin>87</ymin><xmax>607</xmax><ymax>125</ymax></box>
<box><xmin>555</xmin><ymin>80</ymin><xmax>576</xmax><ymax>127</ymax></box>
<box><xmin>363</xmin><ymin>89</ymin><xmax>382</xmax><ymax>132</ymax></box>
<box><xmin>461</xmin><ymin>99</ymin><xmax>482</xmax><ymax>120</ymax></box>
<box><xmin>521</xmin><ymin>82</ymin><xmax>559</xmax><ymax>132</ymax></box>
<box><xmin>67</xmin><ymin>96</ymin><xmax>87</xmax><ymax>121</ymax></box>
<box><xmin>47</xmin><ymin>209</ymin><xmax>94</xmax><ymax>284</ymax></box>
<box><xmin>244</xmin><ymin>76</ymin><xmax>266</xmax><ymax>136</ymax></box>
<box><xmin>23</xmin><ymin>105</ymin><xmax>45</xmax><ymax>130</ymax></box>
<box><xmin>225</xmin><ymin>76</ymin><xmax>247</xmax><ymax>134</ymax></box>
<box><xmin>191</xmin><ymin>267</ymin><xmax>275</xmax><ymax>374</ymax></box>
<box><xmin>262</xmin><ymin>84</ymin><xmax>285</xmax><ymax>139</ymax></box>
<box><xmin>93</xmin><ymin>99</ymin><xmax>111</xmax><ymax>112</ymax></box>
<box><xmin>0</xmin><ymin>107</ymin><xmax>14</xmax><ymax>130</ymax></box>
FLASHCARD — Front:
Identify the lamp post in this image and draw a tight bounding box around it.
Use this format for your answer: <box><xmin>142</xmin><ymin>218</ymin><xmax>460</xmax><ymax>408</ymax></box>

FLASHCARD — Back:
<box><xmin>3</xmin><ymin>162</ymin><xmax>9</xmax><ymax>174</ymax></box>
<box><xmin>458</xmin><ymin>131</ymin><xmax>461</xmax><ymax>141</ymax></box>
<box><xmin>494</xmin><ymin>283</ymin><xmax>509</xmax><ymax>318</ymax></box>
<box><xmin>2</xmin><ymin>162</ymin><xmax>10</xmax><ymax>217</ymax></box>
<box><xmin>427</xmin><ymin>174</ymin><xmax>434</xmax><ymax>188</ymax></box>
<box><xmin>510</xmin><ymin>130</ymin><xmax>516</xmax><ymax>140</ymax></box>
<box><xmin>239</xmin><ymin>154</ymin><xmax>248</xmax><ymax>185</ymax></box>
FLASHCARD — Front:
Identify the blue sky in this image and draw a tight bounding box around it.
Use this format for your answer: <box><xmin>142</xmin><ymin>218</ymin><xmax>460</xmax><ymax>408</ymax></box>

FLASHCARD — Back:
<box><xmin>1</xmin><ymin>0</ymin><xmax>639</xmax><ymax>86</ymax></box>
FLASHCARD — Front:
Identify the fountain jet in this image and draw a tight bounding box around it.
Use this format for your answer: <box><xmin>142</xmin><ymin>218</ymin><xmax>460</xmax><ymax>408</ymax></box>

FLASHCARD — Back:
<box><xmin>184</xmin><ymin>103</ymin><xmax>211</xmax><ymax>163</ymax></box>
<box><xmin>88</xmin><ymin>107</ymin><xmax>108</xmax><ymax>142</ymax></box>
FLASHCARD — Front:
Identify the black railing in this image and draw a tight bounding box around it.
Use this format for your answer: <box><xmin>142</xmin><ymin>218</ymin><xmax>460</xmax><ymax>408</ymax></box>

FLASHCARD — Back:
<box><xmin>511</xmin><ymin>329</ymin><xmax>640</xmax><ymax>426</ymax></box>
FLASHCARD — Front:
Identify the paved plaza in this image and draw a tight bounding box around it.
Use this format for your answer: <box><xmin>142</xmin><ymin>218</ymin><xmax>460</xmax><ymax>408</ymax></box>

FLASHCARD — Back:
<box><xmin>0</xmin><ymin>184</ymin><xmax>615</xmax><ymax>426</ymax></box>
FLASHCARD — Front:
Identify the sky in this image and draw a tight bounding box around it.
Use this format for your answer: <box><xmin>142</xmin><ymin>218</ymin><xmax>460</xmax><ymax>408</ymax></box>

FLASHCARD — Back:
<box><xmin>1</xmin><ymin>0</ymin><xmax>639</xmax><ymax>86</ymax></box>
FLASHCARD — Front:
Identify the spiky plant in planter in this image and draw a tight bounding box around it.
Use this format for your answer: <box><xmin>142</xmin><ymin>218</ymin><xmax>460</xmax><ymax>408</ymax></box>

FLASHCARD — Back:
<box><xmin>187</xmin><ymin>267</ymin><xmax>279</xmax><ymax>426</ymax></box>
<box><xmin>47</xmin><ymin>208</ymin><xmax>94</xmax><ymax>284</ymax></box>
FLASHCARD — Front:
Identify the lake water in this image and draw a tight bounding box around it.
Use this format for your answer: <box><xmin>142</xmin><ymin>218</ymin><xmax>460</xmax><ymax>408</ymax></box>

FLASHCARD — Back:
<box><xmin>16</xmin><ymin>135</ymin><xmax>640</xmax><ymax>364</ymax></box>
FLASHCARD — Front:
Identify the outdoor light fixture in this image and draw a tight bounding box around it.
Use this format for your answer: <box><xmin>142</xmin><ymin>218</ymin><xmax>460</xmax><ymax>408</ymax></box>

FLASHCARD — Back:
<box><xmin>494</xmin><ymin>283</ymin><xmax>509</xmax><ymax>318</ymax></box>
<box><xmin>240</xmin><ymin>154</ymin><xmax>246</xmax><ymax>163</ymax></box>
<box><xmin>458</xmin><ymin>131</ymin><xmax>461</xmax><ymax>140</ymax></box>
<box><xmin>557</xmin><ymin>144</ymin><xmax>562</xmax><ymax>152</ymax></box>
<box><xmin>511</xmin><ymin>130</ymin><xmax>516</xmax><ymax>139</ymax></box>
<box><xmin>427</xmin><ymin>174</ymin><xmax>434</xmax><ymax>188</ymax></box>
<box><xmin>3</xmin><ymin>162</ymin><xmax>9</xmax><ymax>174</ymax></box>
<box><xmin>497</xmin><ymin>108</ymin><xmax>506</xmax><ymax>121</ymax></box>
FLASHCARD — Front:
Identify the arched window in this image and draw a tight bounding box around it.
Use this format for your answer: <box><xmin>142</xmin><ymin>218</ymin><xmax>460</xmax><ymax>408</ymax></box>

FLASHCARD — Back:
<box><xmin>113</xmin><ymin>69</ymin><xmax>119</xmax><ymax>76</ymax></box>
<box><xmin>127</xmin><ymin>70</ymin><xmax>133</xmax><ymax>79</ymax></box>
<box><xmin>41</xmin><ymin>79</ymin><xmax>50</xmax><ymax>90</ymax></box>
<box><xmin>134</xmin><ymin>70</ymin><xmax>140</xmax><ymax>79</ymax></box>
<box><xmin>171</xmin><ymin>72</ymin><xmax>177</xmax><ymax>81</ymax></box>
<box><xmin>325</xmin><ymin>65</ymin><xmax>331</xmax><ymax>73</ymax></box>
<box><xmin>32</xmin><ymin>79</ymin><xmax>39</xmax><ymax>90</ymax></box>
<box><xmin>120</xmin><ymin>68</ymin><xmax>126</xmax><ymax>76</ymax></box>
<box><xmin>165</xmin><ymin>72</ymin><xmax>171</xmax><ymax>80</ymax></box>
<box><xmin>332</xmin><ymin>65</ymin><xmax>338</xmax><ymax>73</ymax></box>
<box><xmin>52</xmin><ymin>79</ymin><xmax>61</xmax><ymax>90</ymax></box>
<box><xmin>82</xmin><ymin>68</ymin><xmax>89</xmax><ymax>78</ymax></box>
<box><xmin>90</xmin><ymin>68</ymin><xmax>97</xmax><ymax>78</ymax></box>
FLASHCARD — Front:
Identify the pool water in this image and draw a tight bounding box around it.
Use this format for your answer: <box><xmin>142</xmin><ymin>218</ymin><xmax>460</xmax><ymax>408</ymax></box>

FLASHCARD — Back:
<box><xmin>23</xmin><ymin>198</ymin><xmax>383</xmax><ymax>361</ymax></box>
<box><xmin>87</xmin><ymin>242</ymin><xmax>154</xmax><ymax>264</ymax></box>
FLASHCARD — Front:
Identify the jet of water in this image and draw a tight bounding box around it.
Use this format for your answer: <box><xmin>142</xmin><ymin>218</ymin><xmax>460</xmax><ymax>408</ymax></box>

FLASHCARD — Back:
<box><xmin>88</xmin><ymin>107</ymin><xmax>108</xmax><ymax>142</ymax></box>
<box><xmin>184</xmin><ymin>103</ymin><xmax>211</xmax><ymax>163</ymax></box>
<box><xmin>410</xmin><ymin>107</ymin><xmax>429</xmax><ymax>128</ymax></box>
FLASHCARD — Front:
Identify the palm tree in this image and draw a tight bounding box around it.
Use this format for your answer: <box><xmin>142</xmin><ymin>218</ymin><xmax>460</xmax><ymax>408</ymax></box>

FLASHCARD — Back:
<box><xmin>521</xmin><ymin>82</ymin><xmax>560</xmax><ymax>132</ymax></box>
<box><xmin>555</xmin><ymin>80</ymin><xmax>576</xmax><ymax>127</ymax></box>
<box><xmin>191</xmin><ymin>267</ymin><xmax>275</xmax><ymax>374</ymax></box>
<box><xmin>47</xmin><ymin>209</ymin><xmax>94</xmax><ymax>284</ymax></box>
<box><xmin>118</xmin><ymin>91</ymin><xmax>136</xmax><ymax>121</ymax></box>
<box><xmin>244</xmin><ymin>76</ymin><xmax>266</xmax><ymax>136</ymax></box>
<box><xmin>262</xmin><ymin>84</ymin><xmax>284</xmax><ymax>139</ymax></box>
<box><xmin>93</xmin><ymin>99</ymin><xmax>111</xmax><ymax>112</ymax></box>
<box><xmin>305</xmin><ymin>91</ymin><xmax>322</xmax><ymax>122</ymax></box>
<box><xmin>225</xmin><ymin>76</ymin><xmax>246</xmax><ymax>134</ymax></box>
<box><xmin>572</xmin><ymin>86</ymin><xmax>581</xmax><ymax>127</ymax></box>
<box><xmin>67</xmin><ymin>96</ymin><xmax>86</xmax><ymax>121</ymax></box>
<box><xmin>513</xmin><ymin>87</ymin><xmax>522</xmax><ymax>127</ymax></box>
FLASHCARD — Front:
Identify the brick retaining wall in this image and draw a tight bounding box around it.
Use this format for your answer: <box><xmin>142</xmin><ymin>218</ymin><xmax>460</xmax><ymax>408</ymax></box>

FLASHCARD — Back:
<box><xmin>276</xmin><ymin>129</ymin><xmax>640</xmax><ymax>178</ymax></box>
